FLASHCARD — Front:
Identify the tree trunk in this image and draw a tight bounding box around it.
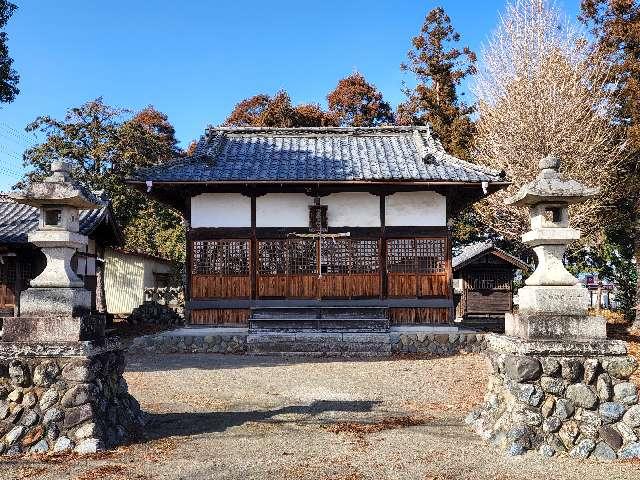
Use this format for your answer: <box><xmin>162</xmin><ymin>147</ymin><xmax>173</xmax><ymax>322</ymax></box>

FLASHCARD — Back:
<box><xmin>95</xmin><ymin>260</ymin><xmax>107</xmax><ymax>314</ymax></box>
<box><xmin>596</xmin><ymin>281</ymin><xmax>602</xmax><ymax>314</ymax></box>
<box><xmin>632</xmin><ymin>222</ymin><xmax>640</xmax><ymax>331</ymax></box>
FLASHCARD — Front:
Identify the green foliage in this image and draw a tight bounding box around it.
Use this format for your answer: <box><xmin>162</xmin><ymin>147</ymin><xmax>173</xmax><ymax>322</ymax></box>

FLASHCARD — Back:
<box><xmin>21</xmin><ymin>98</ymin><xmax>185</xmax><ymax>265</ymax></box>
<box><xmin>123</xmin><ymin>202</ymin><xmax>186</xmax><ymax>277</ymax></box>
<box><xmin>0</xmin><ymin>0</ymin><xmax>18</xmax><ymax>103</ymax></box>
<box><xmin>567</xmin><ymin>217</ymin><xmax>638</xmax><ymax>322</ymax></box>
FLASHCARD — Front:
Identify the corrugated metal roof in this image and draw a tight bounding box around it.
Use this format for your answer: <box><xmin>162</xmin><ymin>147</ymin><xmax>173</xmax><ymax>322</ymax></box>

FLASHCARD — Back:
<box><xmin>132</xmin><ymin>126</ymin><xmax>506</xmax><ymax>184</ymax></box>
<box><xmin>0</xmin><ymin>198</ymin><xmax>114</xmax><ymax>245</ymax></box>
<box><xmin>453</xmin><ymin>241</ymin><xmax>529</xmax><ymax>271</ymax></box>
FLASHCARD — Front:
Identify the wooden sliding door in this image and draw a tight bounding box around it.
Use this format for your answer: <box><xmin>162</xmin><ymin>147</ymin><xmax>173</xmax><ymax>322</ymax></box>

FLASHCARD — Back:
<box><xmin>190</xmin><ymin>240</ymin><xmax>251</xmax><ymax>299</ymax></box>
<box><xmin>257</xmin><ymin>239</ymin><xmax>318</xmax><ymax>298</ymax></box>
<box><xmin>256</xmin><ymin>238</ymin><xmax>381</xmax><ymax>299</ymax></box>
<box><xmin>386</xmin><ymin>237</ymin><xmax>450</xmax><ymax>298</ymax></box>
<box><xmin>320</xmin><ymin>239</ymin><xmax>380</xmax><ymax>298</ymax></box>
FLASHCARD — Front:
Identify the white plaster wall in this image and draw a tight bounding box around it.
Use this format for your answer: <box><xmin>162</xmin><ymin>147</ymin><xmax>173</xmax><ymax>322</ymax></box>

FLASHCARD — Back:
<box><xmin>385</xmin><ymin>191</ymin><xmax>446</xmax><ymax>226</ymax></box>
<box><xmin>191</xmin><ymin>193</ymin><xmax>251</xmax><ymax>228</ymax></box>
<box><xmin>256</xmin><ymin>193</ymin><xmax>309</xmax><ymax>227</ymax></box>
<box><xmin>324</xmin><ymin>193</ymin><xmax>380</xmax><ymax>227</ymax></box>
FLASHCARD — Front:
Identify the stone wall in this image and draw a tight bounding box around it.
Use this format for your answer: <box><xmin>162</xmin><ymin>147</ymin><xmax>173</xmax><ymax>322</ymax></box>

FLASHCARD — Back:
<box><xmin>0</xmin><ymin>345</ymin><xmax>144</xmax><ymax>455</ymax></box>
<box><xmin>130</xmin><ymin>331</ymin><xmax>247</xmax><ymax>355</ymax></box>
<box><xmin>467</xmin><ymin>349</ymin><xmax>640</xmax><ymax>460</ymax></box>
<box><xmin>129</xmin><ymin>330</ymin><xmax>486</xmax><ymax>357</ymax></box>
<box><xmin>391</xmin><ymin>332</ymin><xmax>487</xmax><ymax>355</ymax></box>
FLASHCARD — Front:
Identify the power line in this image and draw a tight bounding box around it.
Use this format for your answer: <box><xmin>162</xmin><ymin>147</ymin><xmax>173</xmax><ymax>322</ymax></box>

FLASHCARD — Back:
<box><xmin>0</xmin><ymin>144</ymin><xmax>24</xmax><ymax>164</ymax></box>
<box><xmin>0</xmin><ymin>122</ymin><xmax>38</xmax><ymax>148</ymax></box>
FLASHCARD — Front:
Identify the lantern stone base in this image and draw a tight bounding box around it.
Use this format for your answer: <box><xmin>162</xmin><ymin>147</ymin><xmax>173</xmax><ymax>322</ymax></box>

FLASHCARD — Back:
<box><xmin>2</xmin><ymin>315</ymin><xmax>105</xmax><ymax>343</ymax></box>
<box><xmin>518</xmin><ymin>285</ymin><xmax>590</xmax><ymax>316</ymax></box>
<box><xmin>0</xmin><ymin>340</ymin><xmax>144</xmax><ymax>455</ymax></box>
<box><xmin>19</xmin><ymin>287</ymin><xmax>91</xmax><ymax>318</ymax></box>
<box><xmin>466</xmin><ymin>334</ymin><xmax>640</xmax><ymax>460</ymax></box>
<box><xmin>505</xmin><ymin>312</ymin><xmax>606</xmax><ymax>341</ymax></box>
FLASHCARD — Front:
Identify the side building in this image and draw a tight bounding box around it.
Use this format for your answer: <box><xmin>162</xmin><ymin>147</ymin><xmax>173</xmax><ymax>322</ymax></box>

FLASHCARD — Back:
<box><xmin>453</xmin><ymin>241</ymin><xmax>529</xmax><ymax>330</ymax></box>
<box><xmin>130</xmin><ymin>126</ymin><xmax>509</xmax><ymax>328</ymax></box>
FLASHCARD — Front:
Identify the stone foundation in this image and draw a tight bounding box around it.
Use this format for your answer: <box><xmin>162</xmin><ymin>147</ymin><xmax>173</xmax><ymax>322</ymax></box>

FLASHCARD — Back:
<box><xmin>0</xmin><ymin>341</ymin><xmax>144</xmax><ymax>455</ymax></box>
<box><xmin>391</xmin><ymin>332</ymin><xmax>487</xmax><ymax>355</ymax></box>
<box><xmin>129</xmin><ymin>328</ymin><xmax>487</xmax><ymax>357</ymax></box>
<box><xmin>467</xmin><ymin>334</ymin><xmax>640</xmax><ymax>460</ymax></box>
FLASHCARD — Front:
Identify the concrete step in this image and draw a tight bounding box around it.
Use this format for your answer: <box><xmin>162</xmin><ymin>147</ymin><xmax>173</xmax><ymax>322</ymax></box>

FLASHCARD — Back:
<box><xmin>246</xmin><ymin>331</ymin><xmax>391</xmax><ymax>357</ymax></box>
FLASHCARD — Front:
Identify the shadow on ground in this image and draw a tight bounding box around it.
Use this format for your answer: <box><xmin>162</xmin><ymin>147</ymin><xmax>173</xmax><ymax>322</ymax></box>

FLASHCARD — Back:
<box><xmin>143</xmin><ymin>400</ymin><xmax>381</xmax><ymax>440</ymax></box>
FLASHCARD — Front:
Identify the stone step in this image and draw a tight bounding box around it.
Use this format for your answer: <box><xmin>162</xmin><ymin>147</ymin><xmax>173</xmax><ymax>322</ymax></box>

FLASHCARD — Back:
<box><xmin>249</xmin><ymin>317</ymin><xmax>389</xmax><ymax>333</ymax></box>
<box><xmin>246</xmin><ymin>331</ymin><xmax>391</xmax><ymax>357</ymax></box>
<box><xmin>249</xmin><ymin>306</ymin><xmax>389</xmax><ymax>333</ymax></box>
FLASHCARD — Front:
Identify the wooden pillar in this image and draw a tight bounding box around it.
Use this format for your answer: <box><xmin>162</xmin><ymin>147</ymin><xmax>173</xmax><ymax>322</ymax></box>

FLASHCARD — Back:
<box><xmin>14</xmin><ymin>256</ymin><xmax>21</xmax><ymax>317</ymax></box>
<box><xmin>250</xmin><ymin>195</ymin><xmax>257</xmax><ymax>300</ymax></box>
<box><xmin>184</xmin><ymin>196</ymin><xmax>192</xmax><ymax>325</ymax></box>
<box><xmin>379</xmin><ymin>194</ymin><xmax>387</xmax><ymax>300</ymax></box>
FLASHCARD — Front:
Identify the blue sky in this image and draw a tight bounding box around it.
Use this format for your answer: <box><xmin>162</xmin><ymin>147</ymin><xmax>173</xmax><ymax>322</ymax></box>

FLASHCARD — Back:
<box><xmin>0</xmin><ymin>0</ymin><xmax>579</xmax><ymax>191</ymax></box>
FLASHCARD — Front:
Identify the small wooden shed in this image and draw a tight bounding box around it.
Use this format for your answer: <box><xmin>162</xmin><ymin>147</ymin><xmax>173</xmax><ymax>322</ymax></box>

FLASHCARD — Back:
<box><xmin>453</xmin><ymin>242</ymin><xmax>529</xmax><ymax>330</ymax></box>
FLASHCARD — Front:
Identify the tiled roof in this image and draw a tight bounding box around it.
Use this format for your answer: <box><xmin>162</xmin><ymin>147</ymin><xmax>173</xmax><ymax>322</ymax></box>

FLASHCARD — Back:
<box><xmin>453</xmin><ymin>241</ymin><xmax>529</xmax><ymax>271</ymax></box>
<box><xmin>132</xmin><ymin>126</ymin><xmax>506</xmax><ymax>184</ymax></box>
<box><xmin>0</xmin><ymin>198</ymin><xmax>117</xmax><ymax>245</ymax></box>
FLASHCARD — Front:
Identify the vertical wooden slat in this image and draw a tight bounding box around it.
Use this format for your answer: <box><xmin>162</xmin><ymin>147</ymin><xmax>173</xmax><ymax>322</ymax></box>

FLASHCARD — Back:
<box><xmin>185</xmin><ymin>197</ymin><xmax>193</xmax><ymax>325</ymax></box>
<box><xmin>250</xmin><ymin>196</ymin><xmax>257</xmax><ymax>300</ymax></box>
<box><xmin>379</xmin><ymin>195</ymin><xmax>387</xmax><ymax>300</ymax></box>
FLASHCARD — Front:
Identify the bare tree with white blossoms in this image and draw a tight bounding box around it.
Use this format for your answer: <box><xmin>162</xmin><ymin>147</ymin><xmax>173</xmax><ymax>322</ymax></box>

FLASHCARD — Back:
<box><xmin>472</xmin><ymin>0</ymin><xmax>627</xmax><ymax>242</ymax></box>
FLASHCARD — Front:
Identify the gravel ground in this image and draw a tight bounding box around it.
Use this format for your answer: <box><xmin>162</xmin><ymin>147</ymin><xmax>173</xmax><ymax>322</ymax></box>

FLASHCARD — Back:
<box><xmin>3</xmin><ymin>352</ymin><xmax>640</xmax><ymax>480</ymax></box>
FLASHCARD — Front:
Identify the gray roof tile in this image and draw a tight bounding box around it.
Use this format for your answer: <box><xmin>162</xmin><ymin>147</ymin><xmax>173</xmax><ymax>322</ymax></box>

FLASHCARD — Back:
<box><xmin>0</xmin><ymin>198</ymin><xmax>115</xmax><ymax>245</ymax></box>
<box><xmin>453</xmin><ymin>241</ymin><xmax>529</xmax><ymax>271</ymax></box>
<box><xmin>132</xmin><ymin>126</ymin><xmax>505</xmax><ymax>184</ymax></box>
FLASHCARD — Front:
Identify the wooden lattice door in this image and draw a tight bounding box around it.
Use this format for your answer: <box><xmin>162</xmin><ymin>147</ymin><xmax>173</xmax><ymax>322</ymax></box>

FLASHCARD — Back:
<box><xmin>320</xmin><ymin>239</ymin><xmax>380</xmax><ymax>298</ymax></box>
<box><xmin>386</xmin><ymin>238</ymin><xmax>449</xmax><ymax>298</ymax></box>
<box><xmin>256</xmin><ymin>238</ymin><xmax>381</xmax><ymax>299</ymax></box>
<box><xmin>0</xmin><ymin>257</ymin><xmax>16</xmax><ymax>310</ymax></box>
<box><xmin>257</xmin><ymin>239</ymin><xmax>318</xmax><ymax>298</ymax></box>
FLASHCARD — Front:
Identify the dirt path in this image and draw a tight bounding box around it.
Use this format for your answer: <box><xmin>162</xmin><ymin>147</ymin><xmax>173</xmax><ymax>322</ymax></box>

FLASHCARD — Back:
<box><xmin>2</xmin><ymin>352</ymin><xmax>640</xmax><ymax>480</ymax></box>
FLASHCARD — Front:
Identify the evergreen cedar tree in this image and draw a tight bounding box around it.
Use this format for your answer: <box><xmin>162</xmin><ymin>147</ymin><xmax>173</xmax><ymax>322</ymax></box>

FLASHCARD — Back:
<box><xmin>0</xmin><ymin>0</ymin><xmax>18</xmax><ymax>103</ymax></box>
<box><xmin>398</xmin><ymin>7</ymin><xmax>476</xmax><ymax>160</ymax></box>
<box><xmin>21</xmin><ymin>99</ymin><xmax>185</xmax><ymax>266</ymax></box>
<box><xmin>580</xmin><ymin>0</ymin><xmax>640</xmax><ymax>322</ymax></box>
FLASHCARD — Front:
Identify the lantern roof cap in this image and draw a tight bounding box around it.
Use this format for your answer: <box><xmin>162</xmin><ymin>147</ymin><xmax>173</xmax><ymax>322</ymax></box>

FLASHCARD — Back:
<box><xmin>505</xmin><ymin>155</ymin><xmax>598</xmax><ymax>206</ymax></box>
<box><xmin>8</xmin><ymin>160</ymin><xmax>102</xmax><ymax>209</ymax></box>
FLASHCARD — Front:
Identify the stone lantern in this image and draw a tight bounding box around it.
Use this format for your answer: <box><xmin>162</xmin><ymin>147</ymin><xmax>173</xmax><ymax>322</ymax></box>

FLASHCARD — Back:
<box><xmin>504</xmin><ymin>156</ymin><xmax>604</xmax><ymax>340</ymax></box>
<box><xmin>3</xmin><ymin>160</ymin><xmax>104</xmax><ymax>342</ymax></box>
<box><xmin>467</xmin><ymin>156</ymin><xmax>640</xmax><ymax>461</ymax></box>
<box><xmin>0</xmin><ymin>160</ymin><xmax>144</xmax><ymax>455</ymax></box>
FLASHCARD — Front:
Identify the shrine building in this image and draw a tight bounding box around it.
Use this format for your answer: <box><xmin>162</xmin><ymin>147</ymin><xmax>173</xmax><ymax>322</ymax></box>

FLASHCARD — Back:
<box><xmin>129</xmin><ymin>126</ymin><xmax>508</xmax><ymax>330</ymax></box>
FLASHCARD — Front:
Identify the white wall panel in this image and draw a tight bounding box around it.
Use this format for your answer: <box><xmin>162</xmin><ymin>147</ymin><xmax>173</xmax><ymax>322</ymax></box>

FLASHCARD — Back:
<box><xmin>256</xmin><ymin>193</ymin><xmax>309</xmax><ymax>227</ymax></box>
<box><xmin>385</xmin><ymin>191</ymin><xmax>446</xmax><ymax>226</ymax></box>
<box><xmin>324</xmin><ymin>193</ymin><xmax>380</xmax><ymax>227</ymax></box>
<box><xmin>191</xmin><ymin>193</ymin><xmax>251</xmax><ymax>228</ymax></box>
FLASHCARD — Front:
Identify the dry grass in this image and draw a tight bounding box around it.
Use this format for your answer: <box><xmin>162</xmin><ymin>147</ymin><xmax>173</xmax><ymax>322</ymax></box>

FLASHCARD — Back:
<box><xmin>13</xmin><ymin>466</ymin><xmax>47</xmax><ymax>480</ymax></box>
<box><xmin>72</xmin><ymin>465</ymin><xmax>131</xmax><ymax>480</ymax></box>
<box><xmin>324</xmin><ymin>415</ymin><xmax>431</xmax><ymax>449</ymax></box>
